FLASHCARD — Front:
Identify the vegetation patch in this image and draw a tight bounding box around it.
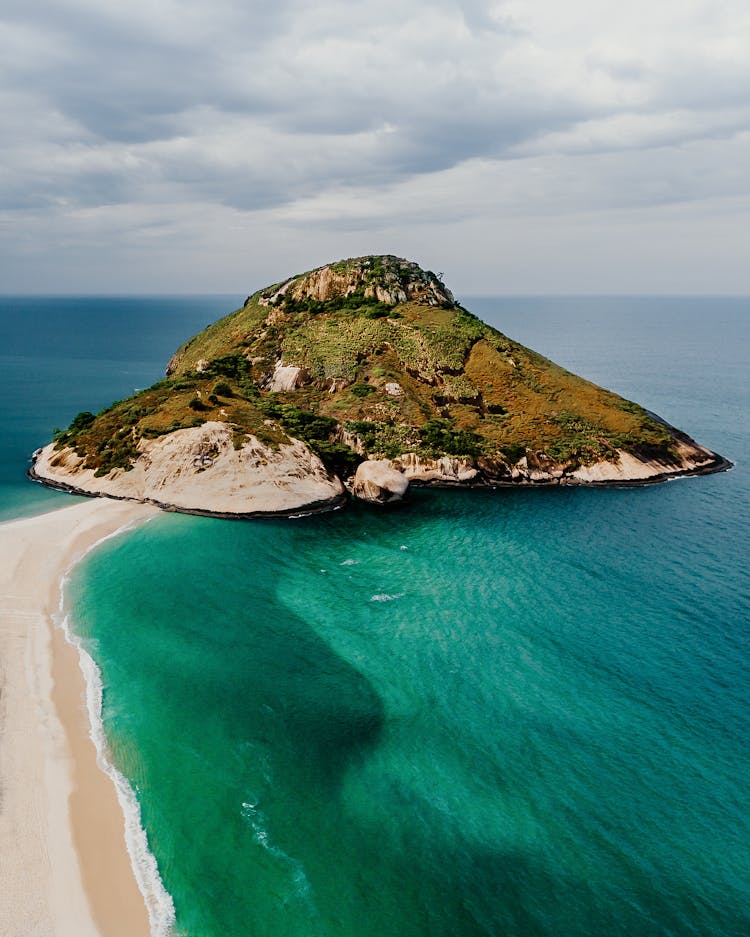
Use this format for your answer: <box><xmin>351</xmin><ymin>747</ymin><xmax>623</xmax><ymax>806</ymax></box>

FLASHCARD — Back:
<box><xmin>212</xmin><ymin>381</ymin><xmax>233</xmax><ymax>397</ymax></box>
<box><xmin>345</xmin><ymin>420</ymin><xmax>419</xmax><ymax>459</ymax></box>
<box><xmin>261</xmin><ymin>401</ymin><xmax>362</xmax><ymax>477</ymax></box>
<box><xmin>418</xmin><ymin>419</ymin><xmax>484</xmax><ymax>458</ymax></box>
<box><xmin>282</xmin><ymin>291</ymin><xmax>392</xmax><ymax>317</ymax></box>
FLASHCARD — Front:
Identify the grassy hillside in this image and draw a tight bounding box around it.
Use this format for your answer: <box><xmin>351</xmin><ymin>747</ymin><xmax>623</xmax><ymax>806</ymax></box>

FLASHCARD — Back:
<box><xmin>53</xmin><ymin>255</ymin><xmax>677</xmax><ymax>478</ymax></box>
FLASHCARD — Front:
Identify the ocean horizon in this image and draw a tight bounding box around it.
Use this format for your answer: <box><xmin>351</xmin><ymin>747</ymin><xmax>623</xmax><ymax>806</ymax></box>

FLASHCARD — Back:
<box><xmin>2</xmin><ymin>294</ymin><xmax>749</xmax><ymax>935</ymax></box>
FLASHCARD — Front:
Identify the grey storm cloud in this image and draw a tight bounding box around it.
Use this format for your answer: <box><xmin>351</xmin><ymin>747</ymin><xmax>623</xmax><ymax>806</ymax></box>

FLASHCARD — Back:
<box><xmin>0</xmin><ymin>0</ymin><xmax>748</xmax><ymax>292</ymax></box>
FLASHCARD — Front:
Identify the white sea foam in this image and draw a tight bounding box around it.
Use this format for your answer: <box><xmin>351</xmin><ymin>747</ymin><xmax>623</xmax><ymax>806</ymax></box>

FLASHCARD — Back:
<box><xmin>370</xmin><ymin>592</ymin><xmax>405</xmax><ymax>602</ymax></box>
<box><xmin>340</xmin><ymin>558</ymin><xmax>359</xmax><ymax>566</ymax></box>
<box><xmin>241</xmin><ymin>802</ymin><xmax>315</xmax><ymax>903</ymax></box>
<box><xmin>289</xmin><ymin>502</ymin><xmax>344</xmax><ymax>520</ymax></box>
<box><xmin>242</xmin><ymin>802</ymin><xmax>284</xmax><ymax>857</ymax></box>
<box><xmin>56</xmin><ymin>516</ymin><xmax>176</xmax><ymax>937</ymax></box>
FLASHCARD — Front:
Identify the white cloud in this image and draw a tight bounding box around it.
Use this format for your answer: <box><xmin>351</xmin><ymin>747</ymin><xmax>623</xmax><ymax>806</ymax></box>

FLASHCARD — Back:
<box><xmin>0</xmin><ymin>0</ymin><xmax>748</xmax><ymax>291</ymax></box>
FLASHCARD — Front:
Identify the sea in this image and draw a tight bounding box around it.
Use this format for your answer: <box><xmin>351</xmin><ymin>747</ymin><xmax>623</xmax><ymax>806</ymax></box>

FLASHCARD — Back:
<box><xmin>1</xmin><ymin>294</ymin><xmax>748</xmax><ymax>936</ymax></box>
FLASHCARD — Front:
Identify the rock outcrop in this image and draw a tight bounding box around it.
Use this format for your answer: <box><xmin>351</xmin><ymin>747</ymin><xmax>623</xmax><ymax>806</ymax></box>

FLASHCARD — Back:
<box><xmin>269</xmin><ymin>361</ymin><xmax>307</xmax><ymax>392</ymax></box>
<box><xmin>31</xmin><ymin>422</ymin><xmax>345</xmax><ymax>517</ymax></box>
<box><xmin>567</xmin><ymin>440</ymin><xmax>719</xmax><ymax>485</ymax></box>
<box><xmin>258</xmin><ymin>256</ymin><xmax>453</xmax><ymax>309</ymax></box>
<box><xmin>352</xmin><ymin>460</ymin><xmax>410</xmax><ymax>504</ymax></box>
<box><xmin>395</xmin><ymin>453</ymin><xmax>479</xmax><ymax>484</ymax></box>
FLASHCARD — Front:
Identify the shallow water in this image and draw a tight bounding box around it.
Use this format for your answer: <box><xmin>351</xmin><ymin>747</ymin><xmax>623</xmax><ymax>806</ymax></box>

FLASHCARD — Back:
<box><xmin>61</xmin><ymin>296</ymin><xmax>750</xmax><ymax>936</ymax></box>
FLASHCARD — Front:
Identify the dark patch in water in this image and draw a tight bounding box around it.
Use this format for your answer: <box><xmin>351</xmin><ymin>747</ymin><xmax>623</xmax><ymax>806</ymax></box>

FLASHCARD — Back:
<box><xmin>238</xmin><ymin>610</ymin><xmax>384</xmax><ymax>789</ymax></box>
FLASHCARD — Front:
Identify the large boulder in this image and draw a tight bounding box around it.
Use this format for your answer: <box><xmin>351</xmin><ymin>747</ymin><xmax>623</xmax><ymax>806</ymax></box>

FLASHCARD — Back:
<box><xmin>352</xmin><ymin>460</ymin><xmax>409</xmax><ymax>504</ymax></box>
<box><xmin>31</xmin><ymin>422</ymin><xmax>345</xmax><ymax>517</ymax></box>
<box><xmin>269</xmin><ymin>360</ymin><xmax>308</xmax><ymax>392</ymax></box>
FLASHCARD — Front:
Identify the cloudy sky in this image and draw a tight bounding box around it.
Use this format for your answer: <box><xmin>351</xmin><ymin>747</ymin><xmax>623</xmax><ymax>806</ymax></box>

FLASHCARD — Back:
<box><xmin>1</xmin><ymin>0</ymin><xmax>748</xmax><ymax>294</ymax></box>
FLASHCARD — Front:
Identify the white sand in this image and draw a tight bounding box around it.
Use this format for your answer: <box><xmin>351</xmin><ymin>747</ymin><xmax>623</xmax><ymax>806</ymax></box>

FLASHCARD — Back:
<box><xmin>0</xmin><ymin>499</ymin><xmax>157</xmax><ymax>937</ymax></box>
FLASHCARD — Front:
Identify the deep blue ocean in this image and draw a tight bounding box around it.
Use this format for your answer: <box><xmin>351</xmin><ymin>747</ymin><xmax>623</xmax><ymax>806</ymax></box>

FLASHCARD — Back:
<box><xmin>2</xmin><ymin>294</ymin><xmax>748</xmax><ymax>936</ymax></box>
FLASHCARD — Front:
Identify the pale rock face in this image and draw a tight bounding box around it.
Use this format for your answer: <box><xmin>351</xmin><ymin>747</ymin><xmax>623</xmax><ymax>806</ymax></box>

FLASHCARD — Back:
<box><xmin>293</xmin><ymin>267</ymin><xmax>350</xmax><ymax>302</ymax></box>
<box><xmin>370</xmin><ymin>285</ymin><xmax>408</xmax><ymax>305</ymax></box>
<box><xmin>510</xmin><ymin>452</ymin><xmax>564</xmax><ymax>482</ymax></box>
<box><xmin>336</xmin><ymin>427</ymin><xmax>365</xmax><ymax>454</ymax></box>
<box><xmin>510</xmin><ymin>456</ymin><xmax>528</xmax><ymax>481</ymax></box>
<box><xmin>352</xmin><ymin>460</ymin><xmax>410</xmax><ymax>504</ymax></box>
<box><xmin>384</xmin><ymin>382</ymin><xmax>403</xmax><ymax>397</ymax></box>
<box><xmin>395</xmin><ymin>452</ymin><xmax>478</xmax><ymax>483</ymax></box>
<box><xmin>570</xmin><ymin>441</ymin><xmax>715</xmax><ymax>484</ymax></box>
<box><xmin>500</xmin><ymin>439</ymin><xmax>716</xmax><ymax>485</ymax></box>
<box><xmin>257</xmin><ymin>258</ymin><xmax>454</xmax><ymax>310</ymax></box>
<box><xmin>257</xmin><ymin>277</ymin><xmax>297</xmax><ymax>307</ymax></box>
<box><xmin>269</xmin><ymin>361</ymin><xmax>306</xmax><ymax>392</ymax></box>
<box><xmin>260</xmin><ymin>267</ymin><xmax>353</xmax><ymax>306</ymax></box>
<box><xmin>32</xmin><ymin>422</ymin><xmax>344</xmax><ymax>516</ymax></box>
<box><xmin>329</xmin><ymin>378</ymin><xmax>350</xmax><ymax>394</ymax></box>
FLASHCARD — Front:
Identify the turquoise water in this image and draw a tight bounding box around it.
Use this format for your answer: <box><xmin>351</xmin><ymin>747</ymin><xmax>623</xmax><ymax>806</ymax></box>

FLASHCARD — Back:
<box><xmin>7</xmin><ymin>295</ymin><xmax>750</xmax><ymax>935</ymax></box>
<box><xmin>0</xmin><ymin>295</ymin><xmax>239</xmax><ymax>521</ymax></box>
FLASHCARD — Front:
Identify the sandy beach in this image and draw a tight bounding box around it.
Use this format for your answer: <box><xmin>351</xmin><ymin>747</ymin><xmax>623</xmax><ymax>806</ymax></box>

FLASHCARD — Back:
<box><xmin>0</xmin><ymin>498</ymin><xmax>158</xmax><ymax>937</ymax></box>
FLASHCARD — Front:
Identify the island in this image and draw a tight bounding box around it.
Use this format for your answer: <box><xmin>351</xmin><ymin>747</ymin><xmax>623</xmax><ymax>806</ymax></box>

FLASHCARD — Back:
<box><xmin>30</xmin><ymin>255</ymin><xmax>730</xmax><ymax>516</ymax></box>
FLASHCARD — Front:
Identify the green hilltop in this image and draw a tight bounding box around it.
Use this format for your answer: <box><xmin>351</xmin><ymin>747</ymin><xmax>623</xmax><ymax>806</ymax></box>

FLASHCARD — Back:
<box><xmin>53</xmin><ymin>255</ymin><xmax>687</xmax><ymax>482</ymax></box>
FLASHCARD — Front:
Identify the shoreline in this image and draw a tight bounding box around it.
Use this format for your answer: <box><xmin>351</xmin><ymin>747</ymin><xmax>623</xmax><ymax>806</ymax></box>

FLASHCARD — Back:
<box><xmin>0</xmin><ymin>499</ymin><xmax>160</xmax><ymax>937</ymax></box>
<box><xmin>408</xmin><ymin>451</ymin><xmax>734</xmax><ymax>489</ymax></box>
<box><xmin>28</xmin><ymin>458</ymin><xmax>350</xmax><ymax>519</ymax></box>
<box><xmin>28</xmin><ymin>447</ymin><xmax>732</xmax><ymax>520</ymax></box>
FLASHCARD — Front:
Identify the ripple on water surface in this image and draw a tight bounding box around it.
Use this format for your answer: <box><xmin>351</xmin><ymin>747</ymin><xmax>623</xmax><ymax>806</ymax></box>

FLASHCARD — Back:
<box><xmin>68</xmin><ymin>297</ymin><xmax>750</xmax><ymax>937</ymax></box>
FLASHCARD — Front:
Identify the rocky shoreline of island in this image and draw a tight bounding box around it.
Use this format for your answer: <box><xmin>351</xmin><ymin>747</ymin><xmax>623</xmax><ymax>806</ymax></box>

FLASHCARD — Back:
<box><xmin>28</xmin><ymin>418</ymin><xmax>731</xmax><ymax>519</ymax></box>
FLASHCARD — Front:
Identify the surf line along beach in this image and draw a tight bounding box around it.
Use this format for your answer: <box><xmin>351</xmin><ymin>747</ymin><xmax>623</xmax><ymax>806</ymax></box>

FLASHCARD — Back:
<box><xmin>0</xmin><ymin>498</ymin><xmax>163</xmax><ymax>937</ymax></box>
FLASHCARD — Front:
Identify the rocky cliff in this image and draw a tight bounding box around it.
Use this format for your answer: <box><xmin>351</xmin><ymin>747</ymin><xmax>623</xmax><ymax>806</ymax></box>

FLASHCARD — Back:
<box><xmin>32</xmin><ymin>422</ymin><xmax>346</xmax><ymax>517</ymax></box>
<box><xmin>32</xmin><ymin>255</ymin><xmax>730</xmax><ymax>516</ymax></box>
